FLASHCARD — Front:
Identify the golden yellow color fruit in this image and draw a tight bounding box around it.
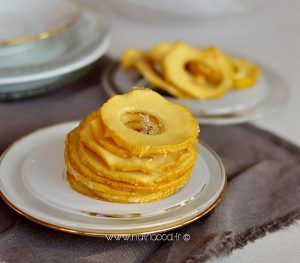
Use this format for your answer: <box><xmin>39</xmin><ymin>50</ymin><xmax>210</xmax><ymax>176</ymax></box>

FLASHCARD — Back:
<box><xmin>79</xmin><ymin>142</ymin><xmax>197</xmax><ymax>186</ymax></box>
<box><xmin>91</xmin><ymin>118</ymin><xmax>131</xmax><ymax>158</ymax></box>
<box><xmin>163</xmin><ymin>43</ymin><xmax>232</xmax><ymax>99</ymax></box>
<box><xmin>68</xmin><ymin>129</ymin><xmax>159</xmax><ymax>185</ymax></box>
<box><xmin>121</xmin><ymin>42</ymin><xmax>260</xmax><ymax>100</ymax></box>
<box><xmin>68</xmin><ymin>170</ymin><xmax>191</xmax><ymax>203</ymax></box>
<box><xmin>65</xmin><ymin>89</ymin><xmax>199</xmax><ymax>203</ymax></box>
<box><xmin>67</xmin><ymin>172</ymin><xmax>99</xmax><ymax>199</ymax></box>
<box><xmin>100</xmin><ymin>88</ymin><xmax>199</xmax><ymax>156</ymax></box>
<box><xmin>66</xmin><ymin>128</ymin><xmax>197</xmax><ymax>198</ymax></box>
<box><xmin>82</xmin><ymin>114</ymin><xmax>192</xmax><ymax>173</ymax></box>
<box><xmin>66</xmin><ymin>149</ymin><xmax>196</xmax><ymax>195</ymax></box>
<box><xmin>227</xmin><ymin>56</ymin><xmax>261</xmax><ymax>89</ymax></box>
<box><xmin>121</xmin><ymin>48</ymin><xmax>187</xmax><ymax>98</ymax></box>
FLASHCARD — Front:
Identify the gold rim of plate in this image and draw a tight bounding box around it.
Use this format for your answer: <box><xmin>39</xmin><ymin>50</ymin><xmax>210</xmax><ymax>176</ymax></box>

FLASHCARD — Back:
<box><xmin>0</xmin><ymin>4</ymin><xmax>83</xmax><ymax>47</ymax></box>
<box><xmin>0</xmin><ymin>121</ymin><xmax>227</xmax><ymax>237</ymax></box>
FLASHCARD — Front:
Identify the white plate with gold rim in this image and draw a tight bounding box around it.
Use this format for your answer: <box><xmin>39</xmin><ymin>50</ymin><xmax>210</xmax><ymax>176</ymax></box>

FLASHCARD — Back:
<box><xmin>0</xmin><ymin>0</ymin><xmax>80</xmax><ymax>46</ymax></box>
<box><xmin>0</xmin><ymin>122</ymin><xmax>226</xmax><ymax>236</ymax></box>
<box><xmin>0</xmin><ymin>0</ymin><xmax>81</xmax><ymax>56</ymax></box>
<box><xmin>0</xmin><ymin>7</ymin><xmax>110</xmax><ymax>85</ymax></box>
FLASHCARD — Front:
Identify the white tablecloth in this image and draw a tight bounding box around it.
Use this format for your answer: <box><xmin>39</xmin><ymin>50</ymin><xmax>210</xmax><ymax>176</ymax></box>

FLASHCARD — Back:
<box><xmin>84</xmin><ymin>0</ymin><xmax>300</xmax><ymax>261</ymax></box>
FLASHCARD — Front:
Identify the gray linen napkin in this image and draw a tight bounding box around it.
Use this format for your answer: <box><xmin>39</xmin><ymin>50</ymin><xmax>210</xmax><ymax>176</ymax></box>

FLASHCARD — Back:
<box><xmin>0</xmin><ymin>60</ymin><xmax>299</xmax><ymax>262</ymax></box>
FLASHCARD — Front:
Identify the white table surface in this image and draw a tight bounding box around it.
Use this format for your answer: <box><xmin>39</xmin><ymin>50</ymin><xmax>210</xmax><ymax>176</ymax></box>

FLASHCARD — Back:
<box><xmin>84</xmin><ymin>0</ymin><xmax>300</xmax><ymax>261</ymax></box>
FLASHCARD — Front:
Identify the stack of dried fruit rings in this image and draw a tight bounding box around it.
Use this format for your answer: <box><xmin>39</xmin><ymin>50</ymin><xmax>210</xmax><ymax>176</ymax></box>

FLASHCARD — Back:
<box><xmin>65</xmin><ymin>89</ymin><xmax>199</xmax><ymax>203</ymax></box>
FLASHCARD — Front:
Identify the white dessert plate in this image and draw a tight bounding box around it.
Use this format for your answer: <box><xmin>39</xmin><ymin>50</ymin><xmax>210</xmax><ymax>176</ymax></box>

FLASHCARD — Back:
<box><xmin>101</xmin><ymin>63</ymin><xmax>289</xmax><ymax>125</ymax></box>
<box><xmin>0</xmin><ymin>0</ymin><xmax>81</xmax><ymax>47</ymax></box>
<box><xmin>0</xmin><ymin>122</ymin><xmax>226</xmax><ymax>236</ymax></box>
<box><xmin>0</xmin><ymin>8</ymin><xmax>110</xmax><ymax>85</ymax></box>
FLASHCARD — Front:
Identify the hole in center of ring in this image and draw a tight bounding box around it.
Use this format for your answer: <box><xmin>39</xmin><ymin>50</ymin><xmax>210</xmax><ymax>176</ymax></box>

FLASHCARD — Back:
<box><xmin>121</xmin><ymin>112</ymin><xmax>163</xmax><ymax>135</ymax></box>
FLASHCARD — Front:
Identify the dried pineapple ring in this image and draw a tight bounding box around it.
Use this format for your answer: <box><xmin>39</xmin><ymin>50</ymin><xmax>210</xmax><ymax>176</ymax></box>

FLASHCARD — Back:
<box><xmin>79</xmin><ymin>142</ymin><xmax>197</xmax><ymax>186</ymax></box>
<box><xmin>67</xmin><ymin>129</ymin><xmax>161</xmax><ymax>185</ymax></box>
<box><xmin>70</xmin><ymin>170</ymin><xmax>143</xmax><ymax>197</ymax></box>
<box><xmin>66</xmin><ymin>150</ymin><xmax>196</xmax><ymax>195</ymax></box>
<box><xmin>67</xmin><ymin>172</ymin><xmax>99</xmax><ymax>199</ymax></box>
<box><xmin>163</xmin><ymin>42</ymin><xmax>232</xmax><ymax>99</ymax></box>
<box><xmin>80</xmin><ymin>113</ymin><xmax>193</xmax><ymax>173</ymax></box>
<box><xmin>190</xmin><ymin>46</ymin><xmax>233</xmax><ymax>87</ymax></box>
<box><xmin>227</xmin><ymin>56</ymin><xmax>260</xmax><ymax>89</ymax></box>
<box><xmin>146</xmin><ymin>42</ymin><xmax>172</xmax><ymax>64</ymax></box>
<box><xmin>73</xmin><ymin>134</ymin><xmax>197</xmax><ymax>187</ymax></box>
<box><xmin>80</xmin><ymin>112</ymin><xmax>131</xmax><ymax>158</ymax></box>
<box><xmin>91</xmin><ymin>180</ymin><xmax>188</xmax><ymax>203</ymax></box>
<box><xmin>121</xmin><ymin>48</ymin><xmax>188</xmax><ymax>98</ymax></box>
<box><xmin>68</xmin><ymin>164</ymin><xmax>192</xmax><ymax>198</ymax></box>
<box><xmin>89</xmin><ymin>116</ymin><xmax>131</xmax><ymax>158</ymax></box>
<box><xmin>66</xmin><ymin>153</ymin><xmax>185</xmax><ymax>195</ymax></box>
<box><xmin>100</xmin><ymin>89</ymin><xmax>199</xmax><ymax>156</ymax></box>
<box><xmin>68</xmin><ymin>170</ymin><xmax>191</xmax><ymax>203</ymax></box>
<box><xmin>186</xmin><ymin>60</ymin><xmax>223</xmax><ymax>85</ymax></box>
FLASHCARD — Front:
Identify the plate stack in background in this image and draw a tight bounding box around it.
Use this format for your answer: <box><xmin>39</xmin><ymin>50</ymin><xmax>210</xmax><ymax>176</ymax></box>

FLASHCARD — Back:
<box><xmin>0</xmin><ymin>0</ymin><xmax>110</xmax><ymax>100</ymax></box>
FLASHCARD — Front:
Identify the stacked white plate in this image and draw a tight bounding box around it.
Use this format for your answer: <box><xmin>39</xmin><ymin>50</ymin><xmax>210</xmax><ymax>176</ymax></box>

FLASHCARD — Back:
<box><xmin>0</xmin><ymin>0</ymin><xmax>111</xmax><ymax>100</ymax></box>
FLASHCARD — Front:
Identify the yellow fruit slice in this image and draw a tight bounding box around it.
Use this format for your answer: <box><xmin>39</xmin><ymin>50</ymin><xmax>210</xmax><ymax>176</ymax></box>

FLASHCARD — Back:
<box><xmin>67</xmin><ymin>172</ymin><xmax>100</xmax><ymax>199</ymax></box>
<box><xmin>90</xmin><ymin>186</ymin><xmax>182</xmax><ymax>203</ymax></box>
<box><xmin>227</xmin><ymin>55</ymin><xmax>260</xmax><ymax>89</ymax></box>
<box><xmin>66</xmin><ymin>128</ymin><xmax>198</xmax><ymax>194</ymax></box>
<box><xmin>81</xmin><ymin>112</ymin><xmax>194</xmax><ymax>173</ymax></box>
<box><xmin>67</xmin><ymin>169</ymin><xmax>191</xmax><ymax>203</ymax></box>
<box><xmin>154</xmin><ymin>146</ymin><xmax>198</xmax><ymax>183</ymax></box>
<box><xmin>66</xmin><ymin>151</ymin><xmax>195</xmax><ymax>195</ymax></box>
<box><xmin>66</xmin><ymin>116</ymin><xmax>198</xmax><ymax>203</ymax></box>
<box><xmin>100</xmin><ymin>89</ymin><xmax>199</xmax><ymax>156</ymax></box>
<box><xmin>79</xmin><ymin>141</ymin><xmax>197</xmax><ymax>185</ymax></box>
<box><xmin>69</xmin><ymin>166</ymin><xmax>191</xmax><ymax>197</ymax></box>
<box><xmin>70</xmin><ymin>171</ymin><xmax>143</xmax><ymax>197</ymax></box>
<box><xmin>81</xmin><ymin>114</ymin><xmax>193</xmax><ymax>173</ymax></box>
<box><xmin>67</xmin><ymin>129</ymin><xmax>162</xmax><ymax>185</ymax></box>
<box><xmin>92</xmin><ymin>174</ymin><xmax>190</xmax><ymax>203</ymax></box>
<box><xmin>66</xmin><ymin>158</ymin><xmax>158</xmax><ymax>195</ymax></box>
<box><xmin>121</xmin><ymin>48</ymin><xmax>188</xmax><ymax>98</ymax></box>
<box><xmin>186</xmin><ymin>60</ymin><xmax>223</xmax><ymax>85</ymax></box>
<box><xmin>163</xmin><ymin>42</ymin><xmax>232</xmax><ymax>99</ymax></box>
<box><xmin>88</xmin><ymin>115</ymin><xmax>131</xmax><ymax>158</ymax></box>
